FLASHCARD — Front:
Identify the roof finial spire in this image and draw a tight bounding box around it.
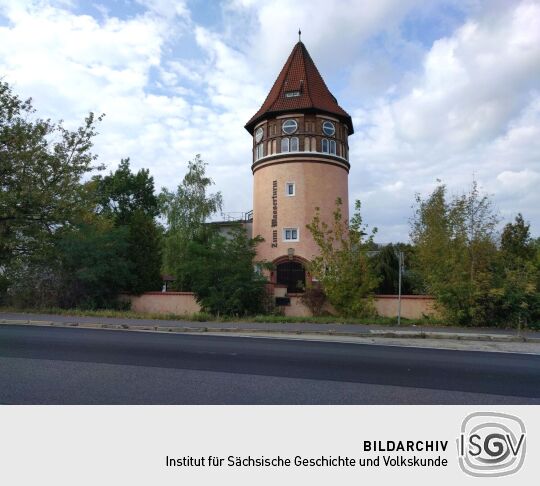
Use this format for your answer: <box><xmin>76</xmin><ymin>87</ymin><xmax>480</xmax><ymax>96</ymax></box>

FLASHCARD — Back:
<box><xmin>298</xmin><ymin>29</ymin><xmax>302</xmax><ymax>42</ymax></box>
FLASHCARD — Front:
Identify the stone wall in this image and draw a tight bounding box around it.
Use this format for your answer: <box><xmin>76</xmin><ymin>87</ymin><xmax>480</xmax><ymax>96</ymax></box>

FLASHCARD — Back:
<box><xmin>373</xmin><ymin>295</ymin><xmax>439</xmax><ymax>319</ymax></box>
<box><xmin>124</xmin><ymin>292</ymin><xmax>438</xmax><ymax>320</ymax></box>
<box><xmin>127</xmin><ymin>291</ymin><xmax>201</xmax><ymax>315</ymax></box>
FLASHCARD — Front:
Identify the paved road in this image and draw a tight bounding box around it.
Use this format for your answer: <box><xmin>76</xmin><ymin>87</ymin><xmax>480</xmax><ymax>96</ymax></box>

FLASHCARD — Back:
<box><xmin>1</xmin><ymin>325</ymin><xmax>539</xmax><ymax>404</ymax></box>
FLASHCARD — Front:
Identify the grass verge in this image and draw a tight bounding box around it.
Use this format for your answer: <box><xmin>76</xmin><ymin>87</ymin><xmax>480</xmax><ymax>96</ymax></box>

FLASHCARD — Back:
<box><xmin>1</xmin><ymin>306</ymin><xmax>537</xmax><ymax>330</ymax></box>
<box><xmin>0</xmin><ymin>305</ymin><xmax>442</xmax><ymax>327</ymax></box>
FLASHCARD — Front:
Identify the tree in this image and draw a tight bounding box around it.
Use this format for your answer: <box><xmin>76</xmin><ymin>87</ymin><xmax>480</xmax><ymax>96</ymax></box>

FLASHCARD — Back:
<box><xmin>4</xmin><ymin>218</ymin><xmax>132</xmax><ymax>310</ymax></box>
<box><xmin>493</xmin><ymin>214</ymin><xmax>539</xmax><ymax>327</ymax></box>
<box><xmin>161</xmin><ymin>155</ymin><xmax>223</xmax><ymax>290</ymax></box>
<box><xmin>92</xmin><ymin>159</ymin><xmax>162</xmax><ymax>293</ymax></box>
<box><xmin>180</xmin><ymin>226</ymin><xmax>270</xmax><ymax>316</ymax></box>
<box><xmin>160</xmin><ymin>156</ymin><xmax>270</xmax><ymax>315</ymax></box>
<box><xmin>306</xmin><ymin>198</ymin><xmax>379</xmax><ymax>317</ymax></box>
<box><xmin>1</xmin><ymin>81</ymin><xmax>106</xmax><ymax>306</ymax></box>
<box><xmin>93</xmin><ymin>158</ymin><xmax>159</xmax><ymax>223</ymax></box>
<box><xmin>410</xmin><ymin>181</ymin><xmax>500</xmax><ymax>326</ymax></box>
<box><xmin>372</xmin><ymin>243</ymin><xmax>420</xmax><ymax>295</ymax></box>
<box><xmin>0</xmin><ymin>81</ymin><xmax>102</xmax><ymax>266</ymax></box>
<box><xmin>54</xmin><ymin>220</ymin><xmax>133</xmax><ymax>309</ymax></box>
<box><xmin>501</xmin><ymin>214</ymin><xmax>535</xmax><ymax>261</ymax></box>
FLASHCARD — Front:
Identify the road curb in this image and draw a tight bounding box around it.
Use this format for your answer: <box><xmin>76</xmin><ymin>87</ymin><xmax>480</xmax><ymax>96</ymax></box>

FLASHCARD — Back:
<box><xmin>1</xmin><ymin>318</ymin><xmax>539</xmax><ymax>343</ymax></box>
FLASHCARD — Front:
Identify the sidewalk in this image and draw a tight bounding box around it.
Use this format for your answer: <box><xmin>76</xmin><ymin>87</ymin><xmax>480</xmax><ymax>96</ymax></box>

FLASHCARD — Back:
<box><xmin>1</xmin><ymin>311</ymin><xmax>539</xmax><ymax>343</ymax></box>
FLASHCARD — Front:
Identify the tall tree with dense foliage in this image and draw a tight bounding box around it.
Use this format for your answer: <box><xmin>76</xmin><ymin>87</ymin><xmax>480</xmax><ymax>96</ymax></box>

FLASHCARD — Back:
<box><xmin>410</xmin><ymin>182</ymin><xmax>501</xmax><ymax>326</ymax></box>
<box><xmin>306</xmin><ymin>198</ymin><xmax>379</xmax><ymax>317</ymax></box>
<box><xmin>0</xmin><ymin>81</ymin><xmax>102</xmax><ymax>266</ymax></box>
<box><xmin>1</xmin><ymin>82</ymin><xmax>163</xmax><ymax>308</ymax></box>
<box><xmin>93</xmin><ymin>159</ymin><xmax>162</xmax><ymax>293</ymax></box>
<box><xmin>54</xmin><ymin>220</ymin><xmax>133</xmax><ymax>309</ymax></box>
<box><xmin>493</xmin><ymin>214</ymin><xmax>539</xmax><ymax>326</ymax></box>
<box><xmin>372</xmin><ymin>243</ymin><xmax>422</xmax><ymax>295</ymax></box>
<box><xmin>161</xmin><ymin>155</ymin><xmax>223</xmax><ymax>290</ymax></box>
<box><xmin>180</xmin><ymin>226</ymin><xmax>269</xmax><ymax>316</ymax></box>
<box><xmin>94</xmin><ymin>158</ymin><xmax>159</xmax><ymax>223</ymax></box>
<box><xmin>0</xmin><ymin>81</ymin><xmax>107</xmax><ymax>306</ymax></box>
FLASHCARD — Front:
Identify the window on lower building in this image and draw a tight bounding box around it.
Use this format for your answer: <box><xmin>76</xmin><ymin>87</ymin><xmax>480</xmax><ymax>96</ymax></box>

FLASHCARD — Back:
<box><xmin>286</xmin><ymin>182</ymin><xmax>295</xmax><ymax>196</ymax></box>
<box><xmin>283</xmin><ymin>227</ymin><xmax>299</xmax><ymax>241</ymax></box>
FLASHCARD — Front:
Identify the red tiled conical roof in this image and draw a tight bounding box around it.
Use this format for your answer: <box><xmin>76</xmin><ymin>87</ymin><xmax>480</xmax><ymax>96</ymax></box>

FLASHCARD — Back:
<box><xmin>245</xmin><ymin>41</ymin><xmax>353</xmax><ymax>134</ymax></box>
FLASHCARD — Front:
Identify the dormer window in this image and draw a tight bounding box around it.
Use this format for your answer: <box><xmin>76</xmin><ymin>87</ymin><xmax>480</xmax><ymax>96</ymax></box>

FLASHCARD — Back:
<box><xmin>282</xmin><ymin>119</ymin><xmax>298</xmax><ymax>134</ymax></box>
<box><xmin>285</xmin><ymin>91</ymin><xmax>301</xmax><ymax>98</ymax></box>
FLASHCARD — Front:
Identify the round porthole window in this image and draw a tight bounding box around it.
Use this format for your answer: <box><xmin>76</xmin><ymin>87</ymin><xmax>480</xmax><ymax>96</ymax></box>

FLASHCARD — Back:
<box><xmin>255</xmin><ymin>127</ymin><xmax>263</xmax><ymax>143</ymax></box>
<box><xmin>282</xmin><ymin>119</ymin><xmax>298</xmax><ymax>134</ymax></box>
<box><xmin>322</xmin><ymin>121</ymin><xmax>335</xmax><ymax>136</ymax></box>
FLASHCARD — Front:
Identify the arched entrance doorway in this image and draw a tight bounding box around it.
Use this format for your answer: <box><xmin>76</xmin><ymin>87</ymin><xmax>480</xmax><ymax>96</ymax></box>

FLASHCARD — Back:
<box><xmin>276</xmin><ymin>261</ymin><xmax>306</xmax><ymax>293</ymax></box>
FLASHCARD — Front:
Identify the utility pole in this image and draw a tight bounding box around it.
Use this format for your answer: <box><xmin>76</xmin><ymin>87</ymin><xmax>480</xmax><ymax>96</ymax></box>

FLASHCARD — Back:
<box><xmin>397</xmin><ymin>251</ymin><xmax>404</xmax><ymax>326</ymax></box>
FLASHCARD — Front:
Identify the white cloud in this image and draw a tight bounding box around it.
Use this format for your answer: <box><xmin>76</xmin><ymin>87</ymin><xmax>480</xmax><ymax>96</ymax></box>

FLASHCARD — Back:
<box><xmin>496</xmin><ymin>170</ymin><xmax>540</xmax><ymax>189</ymax></box>
<box><xmin>1</xmin><ymin>0</ymin><xmax>539</xmax><ymax>240</ymax></box>
<box><xmin>352</xmin><ymin>0</ymin><xmax>540</xmax><ymax>240</ymax></box>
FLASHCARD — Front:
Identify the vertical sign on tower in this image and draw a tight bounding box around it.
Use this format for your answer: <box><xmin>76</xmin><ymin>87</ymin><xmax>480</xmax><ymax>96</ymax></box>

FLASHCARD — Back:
<box><xmin>271</xmin><ymin>180</ymin><xmax>278</xmax><ymax>247</ymax></box>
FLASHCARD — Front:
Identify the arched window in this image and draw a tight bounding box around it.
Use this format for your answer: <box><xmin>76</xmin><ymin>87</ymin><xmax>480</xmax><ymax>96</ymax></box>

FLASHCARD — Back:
<box><xmin>329</xmin><ymin>140</ymin><xmax>336</xmax><ymax>155</ymax></box>
<box><xmin>281</xmin><ymin>137</ymin><xmax>289</xmax><ymax>153</ymax></box>
<box><xmin>290</xmin><ymin>137</ymin><xmax>299</xmax><ymax>152</ymax></box>
<box><xmin>303</xmin><ymin>137</ymin><xmax>309</xmax><ymax>151</ymax></box>
<box><xmin>255</xmin><ymin>143</ymin><xmax>264</xmax><ymax>160</ymax></box>
<box><xmin>311</xmin><ymin>137</ymin><xmax>316</xmax><ymax>151</ymax></box>
<box><xmin>321</xmin><ymin>138</ymin><xmax>329</xmax><ymax>153</ymax></box>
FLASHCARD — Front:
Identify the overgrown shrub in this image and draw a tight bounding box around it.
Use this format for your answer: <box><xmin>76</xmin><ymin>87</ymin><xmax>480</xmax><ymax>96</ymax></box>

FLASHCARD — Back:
<box><xmin>300</xmin><ymin>283</ymin><xmax>327</xmax><ymax>316</ymax></box>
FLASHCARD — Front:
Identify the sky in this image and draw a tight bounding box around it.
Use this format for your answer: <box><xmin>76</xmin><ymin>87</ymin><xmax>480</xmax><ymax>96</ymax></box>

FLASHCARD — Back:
<box><xmin>1</xmin><ymin>0</ymin><xmax>539</xmax><ymax>242</ymax></box>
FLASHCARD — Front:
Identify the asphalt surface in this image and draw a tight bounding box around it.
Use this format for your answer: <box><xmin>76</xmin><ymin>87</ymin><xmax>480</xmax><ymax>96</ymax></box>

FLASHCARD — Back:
<box><xmin>1</xmin><ymin>325</ymin><xmax>539</xmax><ymax>404</ymax></box>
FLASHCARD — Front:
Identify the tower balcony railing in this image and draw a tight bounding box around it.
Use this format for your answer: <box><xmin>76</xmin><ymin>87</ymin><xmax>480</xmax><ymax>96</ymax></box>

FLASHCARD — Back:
<box><xmin>219</xmin><ymin>211</ymin><xmax>253</xmax><ymax>222</ymax></box>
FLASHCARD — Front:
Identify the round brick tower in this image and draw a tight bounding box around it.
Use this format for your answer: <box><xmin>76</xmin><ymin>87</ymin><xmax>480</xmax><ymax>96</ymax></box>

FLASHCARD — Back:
<box><xmin>245</xmin><ymin>40</ymin><xmax>353</xmax><ymax>293</ymax></box>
